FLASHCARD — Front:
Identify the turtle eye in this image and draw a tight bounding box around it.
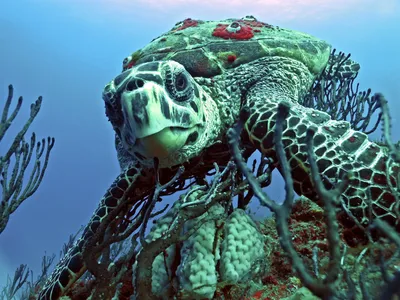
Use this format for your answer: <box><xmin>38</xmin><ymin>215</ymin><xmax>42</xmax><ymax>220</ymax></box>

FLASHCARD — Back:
<box><xmin>122</xmin><ymin>55</ymin><xmax>132</xmax><ymax>69</ymax></box>
<box><xmin>175</xmin><ymin>72</ymin><xmax>188</xmax><ymax>91</ymax></box>
<box><xmin>165</xmin><ymin>69</ymin><xmax>193</xmax><ymax>102</ymax></box>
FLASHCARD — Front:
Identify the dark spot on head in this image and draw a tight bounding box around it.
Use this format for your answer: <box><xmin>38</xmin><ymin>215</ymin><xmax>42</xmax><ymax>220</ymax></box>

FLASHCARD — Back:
<box><xmin>137</xmin><ymin>61</ymin><xmax>160</xmax><ymax>72</ymax></box>
<box><xmin>193</xmin><ymin>85</ymin><xmax>200</xmax><ymax>98</ymax></box>
<box><xmin>132</xmin><ymin>93</ymin><xmax>149</xmax><ymax>126</ymax></box>
<box><xmin>160</xmin><ymin>95</ymin><xmax>171</xmax><ymax>119</ymax></box>
<box><xmin>114</xmin><ymin>70</ymin><xmax>131</xmax><ymax>86</ymax></box>
<box><xmin>135</xmin><ymin>110</ymin><xmax>149</xmax><ymax>126</ymax></box>
<box><xmin>136</xmin><ymin>73</ymin><xmax>163</xmax><ymax>85</ymax></box>
<box><xmin>190</xmin><ymin>102</ymin><xmax>198</xmax><ymax>113</ymax></box>
<box><xmin>181</xmin><ymin>112</ymin><xmax>190</xmax><ymax>125</ymax></box>
<box><xmin>186</xmin><ymin>131</ymin><xmax>199</xmax><ymax>145</ymax></box>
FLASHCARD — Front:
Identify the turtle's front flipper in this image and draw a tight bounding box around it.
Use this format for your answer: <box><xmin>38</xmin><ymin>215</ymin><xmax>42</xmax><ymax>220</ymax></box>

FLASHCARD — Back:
<box><xmin>243</xmin><ymin>77</ymin><xmax>399</xmax><ymax>239</ymax></box>
<box><xmin>37</xmin><ymin>163</ymin><xmax>153</xmax><ymax>300</ymax></box>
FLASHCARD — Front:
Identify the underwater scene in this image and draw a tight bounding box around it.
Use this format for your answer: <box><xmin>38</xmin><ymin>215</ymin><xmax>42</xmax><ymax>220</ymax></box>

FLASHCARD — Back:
<box><xmin>1</xmin><ymin>1</ymin><xmax>400</xmax><ymax>299</ymax></box>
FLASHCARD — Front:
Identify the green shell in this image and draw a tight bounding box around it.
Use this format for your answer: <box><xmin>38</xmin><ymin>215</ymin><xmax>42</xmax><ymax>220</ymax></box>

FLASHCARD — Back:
<box><xmin>122</xmin><ymin>16</ymin><xmax>331</xmax><ymax>78</ymax></box>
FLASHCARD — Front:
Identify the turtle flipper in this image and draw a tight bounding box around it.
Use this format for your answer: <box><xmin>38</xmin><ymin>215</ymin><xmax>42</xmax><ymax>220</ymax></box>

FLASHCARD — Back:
<box><xmin>37</xmin><ymin>163</ymin><xmax>152</xmax><ymax>300</ymax></box>
<box><xmin>243</xmin><ymin>81</ymin><xmax>399</xmax><ymax>237</ymax></box>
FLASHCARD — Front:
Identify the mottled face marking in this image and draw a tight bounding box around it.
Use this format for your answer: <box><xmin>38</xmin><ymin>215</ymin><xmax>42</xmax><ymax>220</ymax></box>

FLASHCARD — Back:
<box><xmin>114</xmin><ymin>70</ymin><xmax>131</xmax><ymax>86</ymax></box>
<box><xmin>137</xmin><ymin>61</ymin><xmax>160</xmax><ymax>72</ymax></box>
<box><xmin>103</xmin><ymin>60</ymin><xmax>222</xmax><ymax>167</ymax></box>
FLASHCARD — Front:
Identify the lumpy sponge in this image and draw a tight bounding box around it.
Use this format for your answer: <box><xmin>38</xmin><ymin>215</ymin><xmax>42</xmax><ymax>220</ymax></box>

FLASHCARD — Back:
<box><xmin>176</xmin><ymin>203</ymin><xmax>224</xmax><ymax>299</ymax></box>
<box><xmin>219</xmin><ymin>209</ymin><xmax>266</xmax><ymax>283</ymax></box>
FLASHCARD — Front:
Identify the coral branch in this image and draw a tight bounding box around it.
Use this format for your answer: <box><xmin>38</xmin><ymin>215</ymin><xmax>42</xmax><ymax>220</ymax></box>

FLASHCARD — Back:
<box><xmin>0</xmin><ymin>84</ymin><xmax>55</xmax><ymax>234</ymax></box>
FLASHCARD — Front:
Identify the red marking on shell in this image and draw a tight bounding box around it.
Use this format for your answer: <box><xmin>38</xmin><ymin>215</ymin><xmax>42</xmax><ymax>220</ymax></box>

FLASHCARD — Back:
<box><xmin>175</xmin><ymin>18</ymin><xmax>198</xmax><ymax>31</ymax></box>
<box><xmin>227</xmin><ymin>54</ymin><xmax>237</xmax><ymax>63</ymax></box>
<box><xmin>212</xmin><ymin>24</ymin><xmax>254</xmax><ymax>40</ymax></box>
<box><xmin>254</xmin><ymin>29</ymin><xmax>261</xmax><ymax>33</ymax></box>
<box><xmin>348</xmin><ymin>136</ymin><xmax>356</xmax><ymax>143</ymax></box>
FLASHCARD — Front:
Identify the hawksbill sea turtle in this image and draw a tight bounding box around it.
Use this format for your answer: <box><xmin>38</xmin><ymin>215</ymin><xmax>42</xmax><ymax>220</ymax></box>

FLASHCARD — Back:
<box><xmin>38</xmin><ymin>16</ymin><xmax>399</xmax><ymax>299</ymax></box>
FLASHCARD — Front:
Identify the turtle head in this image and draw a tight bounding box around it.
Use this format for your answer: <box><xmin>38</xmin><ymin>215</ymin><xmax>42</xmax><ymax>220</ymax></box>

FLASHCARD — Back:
<box><xmin>103</xmin><ymin>60</ymin><xmax>221</xmax><ymax>167</ymax></box>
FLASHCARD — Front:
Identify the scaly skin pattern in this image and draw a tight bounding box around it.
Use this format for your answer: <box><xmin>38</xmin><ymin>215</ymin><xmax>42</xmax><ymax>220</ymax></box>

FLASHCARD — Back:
<box><xmin>37</xmin><ymin>163</ymin><xmax>153</xmax><ymax>300</ymax></box>
<box><xmin>219</xmin><ymin>55</ymin><xmax>399</xmax><ymax>238</ymax></box>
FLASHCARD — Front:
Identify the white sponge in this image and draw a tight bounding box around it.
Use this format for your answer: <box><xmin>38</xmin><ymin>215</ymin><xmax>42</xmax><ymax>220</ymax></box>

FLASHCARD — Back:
<box><xmin>219</xmin><ymin>209</ymin><xmax>265</xmax><ymax>284</ymax></box>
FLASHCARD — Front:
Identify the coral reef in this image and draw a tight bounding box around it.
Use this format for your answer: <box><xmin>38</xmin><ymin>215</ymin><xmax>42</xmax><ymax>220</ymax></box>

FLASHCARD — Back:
<box><xmin>2</xmin><ymin>34</ymin><xmax>400</xmax><ymax>300</ymax></box>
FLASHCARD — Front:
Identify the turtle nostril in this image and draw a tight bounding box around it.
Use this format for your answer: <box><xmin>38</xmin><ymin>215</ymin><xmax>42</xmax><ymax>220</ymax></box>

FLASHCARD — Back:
<box><xmin>136</xmin><ymin>79</ymin><xmax>144</xmax><ymax>88</ymax></box>
<box><xmin>126</xmin><ymin>78</ymin><xmax>145</xmax><ymax>92</ymax></box>
<box><xmin>126</xmin><ymin>80</ymin><xmax>136</xmax><ymax>92</ymax></box>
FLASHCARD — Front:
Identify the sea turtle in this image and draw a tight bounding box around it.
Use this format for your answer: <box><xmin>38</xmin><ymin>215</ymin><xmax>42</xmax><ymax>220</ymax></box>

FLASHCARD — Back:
<box><xmin>38</xmin><ymin>16</ymin><xmax>398</xmax><ymax>299</ymax></box>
